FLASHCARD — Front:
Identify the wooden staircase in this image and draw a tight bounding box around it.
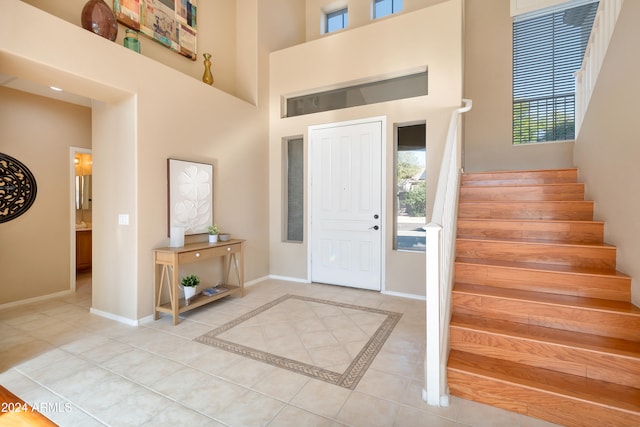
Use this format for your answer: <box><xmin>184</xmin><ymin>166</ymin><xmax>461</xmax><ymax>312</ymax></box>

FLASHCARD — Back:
<box><xmin>448</xmin><ymin>168</ymin><xmax>640</xmax><ymax>427</ymax></box>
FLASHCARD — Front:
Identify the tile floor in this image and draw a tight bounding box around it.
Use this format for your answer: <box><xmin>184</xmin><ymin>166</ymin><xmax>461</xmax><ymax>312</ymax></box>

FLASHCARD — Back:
<box><xmin>0</xmin><ymin>276</ymin><xmax>561</xmax><ymax>427</ymax></box>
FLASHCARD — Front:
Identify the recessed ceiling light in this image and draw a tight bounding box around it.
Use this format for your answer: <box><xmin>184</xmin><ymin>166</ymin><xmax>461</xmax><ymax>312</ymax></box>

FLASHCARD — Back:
<box><xmin>50</xmin><ymin>86</ymin><xmax>63</xmax><ymax>92</ymax></box>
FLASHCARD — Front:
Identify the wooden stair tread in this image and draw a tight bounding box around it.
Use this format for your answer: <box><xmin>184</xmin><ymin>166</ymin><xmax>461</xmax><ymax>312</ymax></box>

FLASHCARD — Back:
<box><xmin>451</xmin><ymin>313</ymin><xmax>640</xmax><ymax>356</ymax></box>
<box><xmin>448</xmin><ymin>350</ymin><xmax>640</xmax><ymax>413</ymax></box>
<box><xmin>455</xmin><ymin>257</ymin><xmax>628</xmax><ymax>279</ymax></box>
<box><xmin>461</xmin><ymin>168</ymin><xmax>579</xmax><ymax>186</ymax></box>
<box><xmin>459</xmin><ymin>200</ymin><xmax>593</xmax><ymax>206</ymax></box>
<box><xmin>458</xmin><ymin>218</ymin><xmax>605</xmax><ymax>226</ymax></box>
<box><xmin>457</xmin><ymin>235</ymin><xmax>615</xmax><ymax>248</ymax></box>
<box><xmin>461</xmin><ymin>182</ymin><xmax>582</xmax><ymax>189</ymax></box>
<box><xmin>454</xmin><ymin>282</ymin><xmax>640</xmax><ymax>315</ymax></box>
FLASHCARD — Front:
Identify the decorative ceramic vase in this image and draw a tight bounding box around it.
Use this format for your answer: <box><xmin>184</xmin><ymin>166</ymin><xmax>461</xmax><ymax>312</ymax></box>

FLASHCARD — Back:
<box><xmin>123</xmin><ymin>29</ymin><xmax>140</xmax><ymax>53</ymax></box>
<box><xmin>208</xmin><ymin>234</ymin><xmax>218</xmax><ymax>243</ymax></box>
<box><xmin>202</xmin><ymin>53</ymin><xmax>214</xmax><ymax>85</ymax></box>
<box><xmin>81</xmin><ymin>0</ymin><xmax>118</xmax><ymax>41</ymax></box>
<box><xmin>182</xmin><ymin>286</ymin><xmax>197</xmax><ymax>305</ymax></box>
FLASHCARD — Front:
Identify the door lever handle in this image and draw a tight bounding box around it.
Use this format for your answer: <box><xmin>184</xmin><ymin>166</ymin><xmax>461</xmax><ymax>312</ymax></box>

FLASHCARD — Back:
<box><xmin>369</xmin><ymin>225</ymin><xmax>379</xmax><ymax>230</ymax></box>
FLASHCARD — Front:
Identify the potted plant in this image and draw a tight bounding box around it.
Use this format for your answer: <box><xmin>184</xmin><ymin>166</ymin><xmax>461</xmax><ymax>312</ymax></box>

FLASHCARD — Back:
<box><xmin>180</xmin><ymin>274</ymin><xmax>200</xmax><ymax>305</ymax></box>
<box><xmin>208</xmin><ymin>224</ymin><xmax>219</xmax><ymax>243</ymax></box>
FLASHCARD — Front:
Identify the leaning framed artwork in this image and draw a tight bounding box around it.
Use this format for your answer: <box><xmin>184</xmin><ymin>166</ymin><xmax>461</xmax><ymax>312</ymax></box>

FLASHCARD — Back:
<box><xmin>114</xmin><ymin>0</ymin><xmax>197</xmax><ymax>60</ymax></box>
<box><xmin>167</xmin><ymin>159</ymin><xmax>213</xmax><ymax>236</ymax></box>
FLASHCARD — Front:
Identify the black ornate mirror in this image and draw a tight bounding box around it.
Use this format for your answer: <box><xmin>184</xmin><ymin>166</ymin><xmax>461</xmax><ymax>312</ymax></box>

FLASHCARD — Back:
<box><xmin>0</xmin><ymin>152</ymin><xmax>38</xmax><ymax>223</ymax></box>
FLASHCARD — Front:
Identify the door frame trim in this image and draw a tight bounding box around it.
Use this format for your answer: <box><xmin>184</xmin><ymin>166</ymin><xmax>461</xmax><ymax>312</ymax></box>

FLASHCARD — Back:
<box><xmin>307</xmin><ymin>116</ymin><xmax>387</xmax><ymax>291</ymax></box>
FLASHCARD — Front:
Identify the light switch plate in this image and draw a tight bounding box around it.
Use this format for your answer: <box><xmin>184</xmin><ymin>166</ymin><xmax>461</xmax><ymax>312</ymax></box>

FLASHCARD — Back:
<box><xmin>118</xmin><ymin>214</ymin><xmax>129</xmax><ymax>225</ymax></box>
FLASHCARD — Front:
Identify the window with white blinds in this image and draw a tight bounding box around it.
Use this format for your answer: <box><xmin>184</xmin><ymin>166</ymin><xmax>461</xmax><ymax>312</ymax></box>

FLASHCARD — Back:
<box><xmin>512</xmin><ymin>1</ymin><xmax>598</xmax><ymax>144</ymax></box>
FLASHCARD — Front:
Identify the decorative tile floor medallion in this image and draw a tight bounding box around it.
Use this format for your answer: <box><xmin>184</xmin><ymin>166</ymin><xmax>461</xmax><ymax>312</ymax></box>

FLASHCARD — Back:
<box><xmin>195</xmin><ymin>294</ymin><xmax>402</xmax><ymax>389</ymax></box>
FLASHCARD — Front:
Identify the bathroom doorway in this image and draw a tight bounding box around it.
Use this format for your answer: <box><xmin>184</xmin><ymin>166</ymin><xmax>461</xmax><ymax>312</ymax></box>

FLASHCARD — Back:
<box><xmin>71</xmin><ymin>148</ymin><xmax>92</xmax><ymax>293</ymax></box>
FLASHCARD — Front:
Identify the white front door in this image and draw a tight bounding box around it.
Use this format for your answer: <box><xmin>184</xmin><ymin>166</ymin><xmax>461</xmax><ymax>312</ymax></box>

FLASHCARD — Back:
<box><xmin>309</xmin><ymin>119</ymin><xmax>384</xmax><ymax>291</ymax></box>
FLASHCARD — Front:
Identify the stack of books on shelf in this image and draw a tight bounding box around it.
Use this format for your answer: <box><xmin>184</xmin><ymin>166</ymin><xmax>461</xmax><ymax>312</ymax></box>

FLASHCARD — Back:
<box><xmin>202</xmin><ymin>286</ymin><xmax>227</xmax><ymax>297</ymax></box>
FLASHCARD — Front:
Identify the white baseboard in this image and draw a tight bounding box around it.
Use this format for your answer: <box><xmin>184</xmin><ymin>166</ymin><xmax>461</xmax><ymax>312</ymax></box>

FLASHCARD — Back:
<box><xmin>244</xmin><ymin>275</ymin><xmax>270</xmax><ymax>287</ymax></box>
<box><xmin>381</xmin><ymin>289</ymin><xmax>426</xmax><ymax>301</ymax></box>
<box><xmin>89</xmin><ymin>307</ymin><xmax>140</xmax><ymax>326</ymax></box>
<box><xmin>0</xmin><ymin>289</ymin><xmax>73</xmax><ymax>310</ymax></box>
<box><xmin>268</xmin><ymin>275</ymin><xmax>311</xmax><ymax>284</ymax></box>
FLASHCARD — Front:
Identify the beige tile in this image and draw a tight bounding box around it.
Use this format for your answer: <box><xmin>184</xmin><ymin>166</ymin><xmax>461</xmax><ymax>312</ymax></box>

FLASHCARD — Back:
<box><xmin>369</xmin><ymin>348</ymin><xmax>418</xmax><ymax>377</ymax></box>
<box><xmin>300</xmin><ymin>330</ymin><xmax>339</xmax><ymax>348</ymax></box>
<box><xmin>141</xmin><ymin>401</ymin><xmax>225</xmax><ymax>426</ymax></box>
<box><xmin>252</xmin><ymin>368</ymin><xmax>310</xmax><ymax>402</ymax></box>
<box><xmin>331</xmin><ymin>325</ymin><xmax>370</xmax><ymax>344</ymax></box>
<box><xmin>355</xmin><ymin>368</ymin><xmax>410</xmax><ymax>403</ymax></box>
<box><xmin>187</xmin><ymin>346</ymin><xmax>247</xmax><ymax>375</ymax></box>
<box><xmin>218</xmin><ymin>323</ymin><xmax>269</xmax><ymax>350</ymax></box>
<box><xmin>0</xmin><ymin>338</ymin><xmax>56</xmax><ymax>372</ymax></box>
<box><xmin>142</xmin><ymin>316</ymin><xmax>213</xmax><ymax>339</ymax></box>
<box><xmin>72</xmin><ymin>376</ymin><xmax>141</xmax><ymax>413</ymax></box>
<box><xmin>155</xmin><ymin>367</ymin><xmax>247</xmax><ymax>414</ymax></box>
<box><xmin>307</xmin><ymin>344</ymin><xmax>353</xmax><ymax>368</ymax></box>
<box><xmin>0</xmin><ymin>278</ymin><xmax>563</xmax><ymax>427</ymax></box>
<box><xmin>262</xmin><ymin>320</ymin><xmax>299</xmax><ymax>339</ymax></box>
<box><xmin>456</xmin><ymin>397</ymin><xmax>522</xmax><ymax>427</ymax></box>
<box><xmin>48</xmin><ymin>366</ymin><xmax>112</xmax><ymax>401</ymax></box>
<box><xmin>290</xmin><ymin>380</ymin><xmax>352</xmax><ymax>419</ymax></box>
<box><xmin>214</xmin><ymin>389</ymin><xmax>285</xmax><ymax>426</ymax></box>
<box><xmin>78</xmin><ymin>338</ymin><xmax>137</xmax><ymax>364</ymax></box>
<box><xmin>336</xmin><ymin>391</ymin><xmax>399</xmax><ymax>427</ymax></box>
<box><xmin>269</xmin><ymin>405</ymin><xmax>334</xmax><ymax>427</ymax></box>
<box><xmin>93</xmin><ymin>387</ymin><xmax>167</xmax><ymax>427</ymax></box>
<box><xmin>401</xmin><ymin>380</ymin><xmax>459</xmax><ymax>421</ymax></box>
<box><xmin>393</xmin><ymin>405</ymin><xmax>458</xmax><ymax>427</ymax></box>
<box><xmin>218</xmin><ymin>357</ymin><xmax>277</xmax><ymax>388</ymax></box>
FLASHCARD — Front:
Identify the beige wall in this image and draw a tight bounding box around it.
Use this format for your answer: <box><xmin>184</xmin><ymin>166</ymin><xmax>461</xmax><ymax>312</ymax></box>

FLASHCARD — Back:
<box><xmin>463</xmin><ymin>0</ymin><xmax>575</xmax><ymax>172</ymax></box>
<box><xmin>574</xmin><ymin>0</ymin><xmax>640</xmax><ymax>306</ymax></box>
<box><xmin>0</xmin><ymin>87</ymin><xmax>91</xmax><ymax>304</ymax></box>
<box><xmin>0</xmin><ymin>0</ymin><xmax>271</xmax><ymax>319</ymax></box>
<box><xmin>305</xmin><ymin>0</ymin><xmax>449</xmax><ymax>41</ymax></box>
<box><xmin>270</xmin><ymin>0</ymin><xmax>464</xmax><ymax>297</ymax></box>
<box><xmin>20</xmin><ymin>0</ymin><xmax>241</xmax><ymax>100</ymax></box>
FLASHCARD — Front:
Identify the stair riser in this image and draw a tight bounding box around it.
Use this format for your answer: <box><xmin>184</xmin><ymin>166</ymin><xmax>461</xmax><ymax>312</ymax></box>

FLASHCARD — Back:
<box><xmin>460</xmin><ymin>184</ymin><xmax>585</xmax><ymax>201</ymax></box>
<box><xmin>452</xmin><ymin>292</ymin><xmax>640</xmax><ymax>341</ymax></box>
<box><xmin>458</xmin><ymin>201</ymin><xmax>594</xmax><ymax>220</ymax></box>
<box><xmin>455</xmin><ymin>262</ymin><xmax>631</xmax><ymax>302</ymax></box>
<box><xmin>450</xmin><ymin>327</ymin><xmax>640</xmax><ymax>388</ymax></box>
<box><xmin>456</xmin><ymin>240</ymin><xmax>616</xmax><ymax>269</ymax></box>
<box><xmin>448</xmin><ymin>370</ymin><xmax>640</xmax><ymax>427</ymax></box>
<box><xmin>457</xmin><ymin>219</ymin><xmax>604</xmax><ymax>243</ymax></box>
<box><xmin>461</xmin><ymin>169</ymin><xmax>578</xmax><ymax>187</ymax></box>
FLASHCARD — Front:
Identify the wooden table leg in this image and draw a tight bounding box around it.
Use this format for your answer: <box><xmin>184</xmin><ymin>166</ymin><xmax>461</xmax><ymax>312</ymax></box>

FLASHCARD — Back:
<box><xmin>171</xmin><ymin>264</ymin><xmax>180</xmax><ymax>325</ymax></box>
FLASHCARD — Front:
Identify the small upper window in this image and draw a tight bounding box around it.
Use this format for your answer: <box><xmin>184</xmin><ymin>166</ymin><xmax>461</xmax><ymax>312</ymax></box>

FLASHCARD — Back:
<box><xmin>326</xmin><ymin>8</ymin><xmax>348</xmax><ymax>33</ymax></box>
<box><xmin>374</xmin><ymin>0</ymin><xmax>403</xmax><ymax>19</ymax></box>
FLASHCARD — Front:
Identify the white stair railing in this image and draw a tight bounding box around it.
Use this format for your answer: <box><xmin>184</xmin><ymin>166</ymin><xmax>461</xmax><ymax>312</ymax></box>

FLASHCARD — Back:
<box><xmin>575</xmin><ymin>0</ymin><xmax>624</xmax><ymax>135</ymax></box>
<box><xmin>423</xmin><ymin>99</ymin><xmax>472</xmax><ymax>407</ymax></box>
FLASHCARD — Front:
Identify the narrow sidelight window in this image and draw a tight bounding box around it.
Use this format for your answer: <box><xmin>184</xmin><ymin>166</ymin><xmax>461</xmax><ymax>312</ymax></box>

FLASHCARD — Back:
<box><xmin>283</xmin><ymin>137</ymin><xmax>304</xmax><ymax>242</ymax></box>
<box><xmin>394</xmin><ymin>123</ymin><xmax>426</xmax><ymax>251</ymax></box>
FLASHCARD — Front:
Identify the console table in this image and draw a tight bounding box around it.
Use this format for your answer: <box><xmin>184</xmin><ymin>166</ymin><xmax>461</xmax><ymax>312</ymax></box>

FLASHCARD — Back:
<box><xmin>153</xmin><ymin>239</ymin><xmax>245</xmax><ymax>325</ymax></box>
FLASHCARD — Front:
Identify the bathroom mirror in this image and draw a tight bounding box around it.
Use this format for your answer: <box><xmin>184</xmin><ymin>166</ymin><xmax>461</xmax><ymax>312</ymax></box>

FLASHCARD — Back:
<box><xmin>76</xmin><ymin>175</ymin><xmax>92</xmax><ymax>210</ymax></box>
<box><xmin>75</xmin><ymin>153</ymin><xmax>92</xmax><ymax>211</ymax></box>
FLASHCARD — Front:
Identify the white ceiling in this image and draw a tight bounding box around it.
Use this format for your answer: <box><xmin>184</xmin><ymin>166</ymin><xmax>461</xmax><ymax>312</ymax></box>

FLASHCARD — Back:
<box><xmin>0</xmin><ymin>73</ymin><xmax>92</xmax><ymax>107</ymax></box>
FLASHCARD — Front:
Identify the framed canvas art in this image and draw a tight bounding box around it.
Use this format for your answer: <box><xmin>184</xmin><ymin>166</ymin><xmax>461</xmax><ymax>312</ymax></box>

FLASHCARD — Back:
<box><xmin>167</xmin><ymin>158</ymin><xmax>212</xmax><ymax>235</ymax></box>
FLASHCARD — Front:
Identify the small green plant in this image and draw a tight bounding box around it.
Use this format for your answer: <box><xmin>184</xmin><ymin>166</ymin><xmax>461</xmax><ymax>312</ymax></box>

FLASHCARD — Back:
<box><xmin>180</xmin><ymin>274</ymin><xmax>200</xmax><ymax>287</ymax></box>
<box><xmin>207</xmin><ymin>224</ymin><xmax>219</xmax><ymax>235</ymax></box>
